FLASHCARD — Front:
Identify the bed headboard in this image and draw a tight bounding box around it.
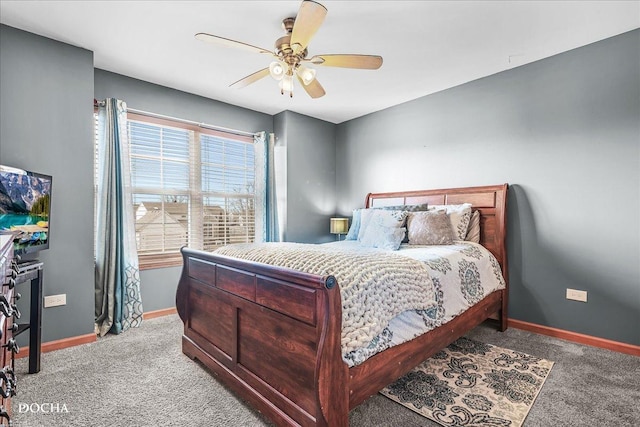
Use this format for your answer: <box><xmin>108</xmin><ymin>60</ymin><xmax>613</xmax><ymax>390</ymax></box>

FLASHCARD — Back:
<box><xmin>365</xmin><ymin>184</ymin><xmax>508</xmax><ymax>278</ymax></box>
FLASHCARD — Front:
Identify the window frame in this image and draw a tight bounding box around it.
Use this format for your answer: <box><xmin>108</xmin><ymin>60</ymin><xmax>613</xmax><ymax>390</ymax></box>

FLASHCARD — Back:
<box><xmin>95</xmin><ymin>110</ymin><xmax>256</xmax><ymax>270</ymax></box>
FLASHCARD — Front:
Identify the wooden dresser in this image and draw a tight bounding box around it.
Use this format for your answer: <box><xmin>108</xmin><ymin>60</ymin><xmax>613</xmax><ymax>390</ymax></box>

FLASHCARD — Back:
<box><xmin>0</xmin><ymin>234</ymin><xmax>16</xmax><ymax>425</ymax></box>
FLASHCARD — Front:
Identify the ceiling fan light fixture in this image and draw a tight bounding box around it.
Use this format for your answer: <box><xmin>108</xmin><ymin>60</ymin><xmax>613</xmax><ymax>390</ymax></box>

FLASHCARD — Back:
<box><xmin>269</xmin><ymin>61</ymin><xmax>286</xmax><ymax>80</ymax></box>
<box><xmin>196</xmin><ymin>0</ymin><xmax>381</xmax><ymax>99</ymax></box>
<box><xmin>297</xmin><ymin>65</ymin><xmax>317</xmax><ymax>85</ymax></box>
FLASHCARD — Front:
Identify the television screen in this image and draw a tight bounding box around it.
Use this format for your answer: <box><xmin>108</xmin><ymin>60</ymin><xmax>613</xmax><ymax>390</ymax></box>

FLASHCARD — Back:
<box><xmin>0</xmin><ymin>165</ymin><xmax>52</xmax><ymax>255</ymax></box>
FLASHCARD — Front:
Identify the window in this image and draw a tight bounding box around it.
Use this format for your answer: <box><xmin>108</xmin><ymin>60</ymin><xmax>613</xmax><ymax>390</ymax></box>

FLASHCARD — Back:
<box><xmin>96</xmin><ymin>111</ymin><xmax>257</xmax><ymax>269</ymax></box>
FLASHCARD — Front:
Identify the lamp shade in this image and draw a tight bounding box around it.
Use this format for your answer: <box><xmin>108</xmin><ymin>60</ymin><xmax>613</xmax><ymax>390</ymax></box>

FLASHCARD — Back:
<box><xmin>297</xmin><ymin>65</ymin><xmax>317</xmax><ymax>85</ymax></box>
<box><xmin>269</xmin><ymin>61</ymin><xmax>285</xmax><ymax>80</ymax></box>
<box><xmin>330</xmin><ymin>218</ymin><xmax>349</xmax><ymax>235</ymax></box>
<box><xmin>279</xmin><ymin>74</ymin><xmax>294</xmax><ymax>92</ymax></box>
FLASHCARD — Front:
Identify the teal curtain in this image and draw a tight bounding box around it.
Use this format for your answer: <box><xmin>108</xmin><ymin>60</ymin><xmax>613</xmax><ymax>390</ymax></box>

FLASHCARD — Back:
<box><xmin>255</xmin><ymin>131</ymin><xmax>282</xmax><ymax>242</ymax></box>
<box><xmin>95</xmin><ymin>98</ymin><xmax>143</xmax><ymax>336</ymax></box>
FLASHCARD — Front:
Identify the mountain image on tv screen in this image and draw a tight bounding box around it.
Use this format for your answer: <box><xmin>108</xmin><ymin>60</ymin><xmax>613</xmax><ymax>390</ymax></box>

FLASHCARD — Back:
<box><xmin>0</xmin><ymin>169</ymin><xmax>52</xmax><ymax>254</ymax></box>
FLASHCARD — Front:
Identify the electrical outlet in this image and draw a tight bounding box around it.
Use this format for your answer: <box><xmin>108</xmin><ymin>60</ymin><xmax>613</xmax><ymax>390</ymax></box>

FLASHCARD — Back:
<box><xmin>44</xmin><ymin>294</ymin><xmax>66</xmax><ymax>308</ymax></box>
<box><xmin>566</xmin><ymin>288</ymin><xmax>587</xmax><ymax>303</ymax></box>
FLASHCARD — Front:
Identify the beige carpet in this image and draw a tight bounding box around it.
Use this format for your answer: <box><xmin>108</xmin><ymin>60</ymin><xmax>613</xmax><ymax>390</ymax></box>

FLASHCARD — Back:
<box><xmin>380</xmin><ymin>337</ymin><xmax>554</xmax><ymax>427</ymax></box>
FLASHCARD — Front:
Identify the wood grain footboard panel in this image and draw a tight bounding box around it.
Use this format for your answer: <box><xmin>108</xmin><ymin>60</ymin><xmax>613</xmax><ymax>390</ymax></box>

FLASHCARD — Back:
<box><xmin>177</xmin><ymin>248</ymin><xmax>349</xmax><ymax>427</ymax></box>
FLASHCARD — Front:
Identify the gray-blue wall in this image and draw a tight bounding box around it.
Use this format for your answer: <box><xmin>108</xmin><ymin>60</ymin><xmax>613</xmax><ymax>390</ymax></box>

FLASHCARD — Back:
<box><xmin>336</xmin><ymin>29</ymin><xmax>640</xmax><ymax>345</ymax></box>
<box><xmin>274</xmin><ymin>111</ymin><xmax>336</xmax><ymax>244</ymax></box>
<box><xmin>0</xmin><ymin>24</ymin><xmax>95</xmax><ymax>344</ymax></box>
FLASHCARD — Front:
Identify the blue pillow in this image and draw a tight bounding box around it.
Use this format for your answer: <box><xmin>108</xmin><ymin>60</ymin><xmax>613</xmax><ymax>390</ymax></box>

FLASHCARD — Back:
<box><xmin>343</xmin><ymin>203</ymin><xmax>428</xmax><ymax>241</ymax></box>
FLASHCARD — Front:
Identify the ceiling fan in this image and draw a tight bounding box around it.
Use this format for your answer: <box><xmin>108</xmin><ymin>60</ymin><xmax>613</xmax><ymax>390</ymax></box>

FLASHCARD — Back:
<box><xmin>195</xmin><ymin>0</ymin><xmax>383</xmax><ymax>99</ymax></box>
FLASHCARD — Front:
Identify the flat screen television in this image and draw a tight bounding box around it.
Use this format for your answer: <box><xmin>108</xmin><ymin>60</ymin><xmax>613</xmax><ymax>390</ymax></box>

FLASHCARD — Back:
<box><xmin>0</xmin><ymin>165</ymin><xmax>52</xmax><ymax>256</ymax></box>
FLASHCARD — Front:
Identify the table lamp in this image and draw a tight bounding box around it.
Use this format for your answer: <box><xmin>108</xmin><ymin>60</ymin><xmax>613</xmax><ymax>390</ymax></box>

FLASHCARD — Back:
<box><xmin>330</xmin><ymin>218</ymin><xmax>349</xmax><ymax>241</ymax></box>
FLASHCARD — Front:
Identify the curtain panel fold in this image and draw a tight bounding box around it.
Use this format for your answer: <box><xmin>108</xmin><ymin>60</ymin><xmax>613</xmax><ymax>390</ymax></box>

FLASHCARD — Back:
<box><xmin>255</xmin><ymin>132</ymin><xmax>282</xmax><ymax>243</ymax></box>
<box><xmin>95</xmin><ymin>98</ymin><xmax>143</xmax><ymax>336</ymax></box>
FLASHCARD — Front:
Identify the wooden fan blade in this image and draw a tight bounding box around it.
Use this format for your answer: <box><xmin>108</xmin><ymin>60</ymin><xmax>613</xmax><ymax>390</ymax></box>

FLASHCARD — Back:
<box><xmin>307</xmin><ymin>54</ymin><xmax>383</xmax><ymax>69</ymax></box>
<box><xmin>296</xmin><ymin>74</ymin><xmax>325</xmax><ymax>98</ymax></box>
<box><xmin>230</xmin><ymin>68</ymin><xmax>271</xmax><ymax>89</ymax></box>
<box><xmin>290</xmin><ymin>0</ymin><xmax>327</xmax><ymax>54</ymax></box>
<box><xmin>195</xmin><ymin>33</ymin><xmax>273</xmax><ymax>55</ymax></box>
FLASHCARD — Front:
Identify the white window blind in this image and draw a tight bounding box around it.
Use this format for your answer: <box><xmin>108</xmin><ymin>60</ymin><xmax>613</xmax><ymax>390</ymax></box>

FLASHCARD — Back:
<box><xmin>129</xmin><ymin>120</ymin><xmax>192</xmax><ymax>257</ymax></box>
<box><xmin>95</xmin><ymin>111</ymin><xmax>257</xmax><ymax>269</ymax></box>
<box><xmin>200</xmin><ymin>134</ymin><xmax>256</xmax><ymax>251</ymax></box>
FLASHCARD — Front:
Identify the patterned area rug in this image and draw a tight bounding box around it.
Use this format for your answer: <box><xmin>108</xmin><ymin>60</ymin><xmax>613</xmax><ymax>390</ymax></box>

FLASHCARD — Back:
<box><xmin>380</xmin><ymin>337</ymin><xmax>554</xmax><ymax>427</ymax></box>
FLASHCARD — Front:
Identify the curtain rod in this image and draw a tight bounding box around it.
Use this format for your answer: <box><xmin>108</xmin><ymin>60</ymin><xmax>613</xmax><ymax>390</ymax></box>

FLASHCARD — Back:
<box><xmin>94</xmin><ymin>99</ymin><xmax>260</xmax><ymax>138</ymax></box>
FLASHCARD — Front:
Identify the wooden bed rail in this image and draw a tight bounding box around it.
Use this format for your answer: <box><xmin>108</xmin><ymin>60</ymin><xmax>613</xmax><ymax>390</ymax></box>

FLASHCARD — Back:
<box><xmin>176</xmin><ymin>247</ymin><xmax>348</xmax><ymax>426</ymax></box>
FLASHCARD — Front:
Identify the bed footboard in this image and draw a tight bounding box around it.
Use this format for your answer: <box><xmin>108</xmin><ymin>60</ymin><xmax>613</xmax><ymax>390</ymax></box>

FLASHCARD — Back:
<box><xmin>176</xmin><ymin>247</ymin><xmax>349</xmax><ymax>427</ymax></box>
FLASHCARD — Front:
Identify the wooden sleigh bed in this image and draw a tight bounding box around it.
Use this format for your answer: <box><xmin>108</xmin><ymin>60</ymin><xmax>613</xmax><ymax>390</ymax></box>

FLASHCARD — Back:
<box><xmin>176</xmin><ymin>183</ymin><xmax>509</xmax><ymax>427</ymax></box>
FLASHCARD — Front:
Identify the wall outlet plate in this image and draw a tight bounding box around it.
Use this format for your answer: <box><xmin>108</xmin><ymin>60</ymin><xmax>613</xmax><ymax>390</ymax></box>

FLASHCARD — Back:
<box><xmin>566</xmin><ymin>288</ymin><xmax>588</xmax><ymax>302</ymax></box>
<box><xmin>44</xmin><ymin>294</ymin><xmax>66</xmax><ymax>308</ymax></box>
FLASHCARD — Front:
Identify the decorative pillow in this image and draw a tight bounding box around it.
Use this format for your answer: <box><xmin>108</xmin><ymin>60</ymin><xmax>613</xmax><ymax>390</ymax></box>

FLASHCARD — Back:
<box><xmin>344</xmin><ymin>204</ymin><xmax>428</xmax><ymax>241</ymax></box>
<box><xmin>359</xmin><ymin>224</ymin><xmax>406</xmax><ymax>250</ymax></box>
<box><xmin>465</xmin><ymin>210</ymin><xmax>480</xmax><ymax>243</ymax></box>
<box><xmin>383</xmin><ymin>204</ymin><xmax>429</xmax><ymax>243</ymax></box>
<box><xmin>357</xmin><ymin>209</ymin><xmax>408</xmax><ymax>241</ymax></box>
<box><xmin>407</xmin><ymin>211</ymin><xmax>456</xmax><ymax>245</ymax></box>
<box><xmin>428</xmin><ymin>203</ymin><xmax>472</xmax><ymax>240</ymax></box>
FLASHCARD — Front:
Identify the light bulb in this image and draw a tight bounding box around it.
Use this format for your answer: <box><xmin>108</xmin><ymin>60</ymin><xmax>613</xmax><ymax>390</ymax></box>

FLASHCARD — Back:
<box><xmin>297</xmin><ymin>65</ymin><xmax>316</xmax><ymax>85</ymax></box>
<box><xmin>269</xmin><ymin>61</ymin><xmax>285</xmax><ymax>81</ymax></box>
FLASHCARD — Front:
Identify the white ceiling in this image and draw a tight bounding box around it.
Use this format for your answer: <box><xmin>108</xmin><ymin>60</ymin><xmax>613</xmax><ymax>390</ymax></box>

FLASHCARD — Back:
<box><xmin>1</xmin><ymin>1</ymin><xmax>638</xmax><ymax>124</ymax></box>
